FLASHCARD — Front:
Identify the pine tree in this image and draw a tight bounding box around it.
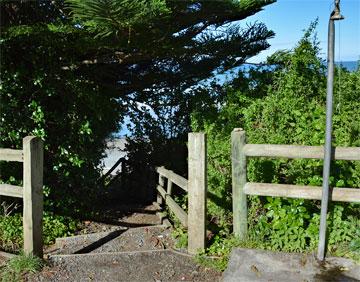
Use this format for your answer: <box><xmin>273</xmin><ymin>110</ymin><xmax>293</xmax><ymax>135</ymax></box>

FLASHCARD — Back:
<box><xmin>64</xmin><ymin>0</ymin><xmax>276</xmax><ymax>97</ymax></box>
<box><xmin>67</xmin><ymin>0</ymin><xmax>170</xmax><ymax>38</ymax></box>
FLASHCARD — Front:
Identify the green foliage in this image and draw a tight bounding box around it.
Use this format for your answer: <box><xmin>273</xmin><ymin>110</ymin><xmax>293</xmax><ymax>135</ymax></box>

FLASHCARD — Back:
<box><xmin>1</xmin><ymin>0</ymin><xmax>277</xmax><ymax>254</ymax></box>
<box><xmin>0</xmin><ymin>214</ymin><xmax>23</xmax><ymax>253</ymax></box>
<box><xmin>240</xmin><ymin>24</ymin><xmax>360</xmax><ymax>253</ymax></box>
<box><xmin>66</xmin><ymin>0</ymin><xmax>170</xmax><ymax>38</ymax></box>
<box><xmin>110</xmin><ymin>1</ymin><xmax>276</xmax><ymax>201</ymax></box>
<box><xmin>191</xmin><ymin>22</ymin><xmax>360</xmax><ymax>260</ymax></box>
<box><xmin>0</xmin><ymin>252</ymin><xmax>43</xmax><ymax>282</ymax></box>
<box><xmin>247</xmin><ymin>199</ymin><xmax>360</xmax><ymax>253</ymax></box>
<box><xmin>0</xmin><ymin>213</ymin><xmax>79</xmax><ymax>253</ymax></box>
<box><xmin>42</xmin><ymin>212</ymin><xmax>79</xmax><ymax>245</ymax></box>
<box><xmin>171</xmin><ymin>227</ymin><xmax>188</xmax><ymax>250</ymax></box>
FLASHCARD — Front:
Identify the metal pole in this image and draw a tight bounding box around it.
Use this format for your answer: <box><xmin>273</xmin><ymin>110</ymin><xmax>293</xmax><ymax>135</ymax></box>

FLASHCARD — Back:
<box><xmin>317</xmin><ymin>0</ymin><xmax>344</xmax><ymax>262</ymax></box>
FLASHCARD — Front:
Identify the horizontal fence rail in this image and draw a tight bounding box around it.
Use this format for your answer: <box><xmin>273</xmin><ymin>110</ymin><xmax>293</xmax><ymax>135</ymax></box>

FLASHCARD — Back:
<box><xmin>156</xmin><ymin>166</ymin><xmax>188</xmax><ymax>192</ymax></box>
<box><xmin>232</xmin><ymin>128</ymin><xmax>360</xmax><ymax>254</ymax></box>
<box><xmin>0</xmin><ymin>137</ymin><xmax>43</xmax><ymax>258</ymax></box>
<box><xmin>156</xmin><ymin>167</ymin><xmax>189</xmax><ymax>227</ymax></box>
<box><xmin>156</xmin><ymin>184</ymin><xmax>188</xmax><ymax>227</ymax></box>
<box><xmin>0</xmin><ymin>184</ymin><xmax>23</xmax><ymax>198</ymax></box>
<box><xmin>244</xmin><ymin>183</ymin><xmax>360</xmax><ymax>203</ymax></box>
<box><xmin>0</xmin><ymin>148</ymin><xmax>24</xmax><ymax>162</ymax></box>
<box><xmin>243</xmin><ymin>144</ymin><xmax>360</xmax><ymax>161</ymax></box>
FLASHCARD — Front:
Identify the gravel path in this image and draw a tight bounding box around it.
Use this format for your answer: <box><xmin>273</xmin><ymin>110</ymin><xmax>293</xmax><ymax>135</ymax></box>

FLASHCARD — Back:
<box><xmin>27</xmin><ymin>250</ymin><xmax>221</xmax><ymax>282</ymax></box>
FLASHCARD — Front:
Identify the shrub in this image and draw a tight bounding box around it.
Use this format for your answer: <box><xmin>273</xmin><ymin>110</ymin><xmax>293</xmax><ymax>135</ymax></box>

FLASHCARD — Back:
<box><xmin>0</xmin><ymin>212</ymin><xmax>79</xmax><ymax>253</ymax></box>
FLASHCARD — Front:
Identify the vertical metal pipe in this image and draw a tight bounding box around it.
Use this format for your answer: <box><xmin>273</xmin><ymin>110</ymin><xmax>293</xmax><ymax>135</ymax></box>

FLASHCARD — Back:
<box><xmin>317</xmin><ymin>0</ymin><xmax>343</xmax><ymax>261</ymax></box>
<box><xmin>317</xmin><ymin>19</ymin><xmax>335</xmax><ymax>262</ymax></box>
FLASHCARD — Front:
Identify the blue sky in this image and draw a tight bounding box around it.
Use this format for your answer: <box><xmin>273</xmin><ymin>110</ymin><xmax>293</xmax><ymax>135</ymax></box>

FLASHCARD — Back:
<box><xmin>245</xmin><ymin>0</ymin><xmax>360</xmax><ymax>63</ymax></box>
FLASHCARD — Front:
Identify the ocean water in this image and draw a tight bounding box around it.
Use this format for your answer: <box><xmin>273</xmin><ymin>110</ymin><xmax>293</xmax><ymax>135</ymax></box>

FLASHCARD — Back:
<box><xmin>336</xmin><ymin>61</ymin><xmax>359</xmax><ymax>72</ymax></box>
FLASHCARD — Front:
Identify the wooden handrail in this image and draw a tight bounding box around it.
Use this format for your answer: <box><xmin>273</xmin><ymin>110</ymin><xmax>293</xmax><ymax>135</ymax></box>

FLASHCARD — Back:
<box><xmin>243</xmin><ymin>144</ymin><xmax>360</xmax><ymax>161</ymax></box>
<box><xmin>156</xmin><ymin>185</ymin><xmax>188</xmax><ymax>227</ymax></box>
<box><xmin>156</xmin><ymin>133</ymin><xmax>207</xmax><ymax>254</ymax></box>
<box><xmin>99</xmin><ymin>157</ymin><xmax>124</xmax><ymax>181</ymax></box>
<box><xmin>156</xmin><ymin>166</ymin><xmax>188</xmax><ymax>192</ymax></box>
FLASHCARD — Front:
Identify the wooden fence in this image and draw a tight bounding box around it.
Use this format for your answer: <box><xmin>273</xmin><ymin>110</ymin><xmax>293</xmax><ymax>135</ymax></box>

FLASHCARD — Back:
<box><xmin>156</xmin><ymin>133</ymin><xmax>207</xmax><ymax>254</ymax></box>
<box><xmin>231</xmin><ymin>128</ymin><xmax>360</xmax><ymax>241</ymax></box>
<box><xmin>0</xmin><ymin>137</ymin><xmax>43</xmax><ymax>257</ymax></box>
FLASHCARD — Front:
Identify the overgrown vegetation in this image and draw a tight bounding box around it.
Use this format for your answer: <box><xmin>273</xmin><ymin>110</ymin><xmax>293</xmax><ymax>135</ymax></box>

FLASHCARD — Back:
<box><xmin>0</xmin><ymin>211</ymin><xmax>79</xmax><ymax>253</ymax></box>
<box><xmin>191</xmin><ymin>22</ymin><xmax>360</xmax><ymax>269</ymax></box>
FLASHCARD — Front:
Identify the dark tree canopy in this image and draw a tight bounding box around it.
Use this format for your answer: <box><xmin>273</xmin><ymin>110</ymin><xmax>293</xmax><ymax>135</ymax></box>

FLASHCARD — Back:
<box><xmin>65</xmin><ymin>0</ymin><xmax>276</xmax><ymax>97</ymax></box>
<box><xmin>0</xmin><ymin>0</ymin><xmax>276</xmax><ymax>208</ymax></box>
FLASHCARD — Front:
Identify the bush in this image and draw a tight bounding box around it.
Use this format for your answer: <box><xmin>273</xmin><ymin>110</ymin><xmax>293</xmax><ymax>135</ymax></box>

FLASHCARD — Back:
<box><xmin>0</xmin><ymin>212</ymin><xmax>79</xmax><ymax>253</ymax></box>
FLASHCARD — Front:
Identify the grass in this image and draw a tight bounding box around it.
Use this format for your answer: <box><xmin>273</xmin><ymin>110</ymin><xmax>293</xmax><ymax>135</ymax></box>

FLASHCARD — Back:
<box><xmin>330</xmin><ymin>239</ymin><xmax>360</xmax><ymax>264</ymax></box>
<box><xmin>195</xmin><ymin>236</ymin><xmax>266</xmax><ymax>272</ymax></box>
<box><xmin>0</xmin><ymin>253</ymin><xmax>43</xmax><ymax>282</ymax></box>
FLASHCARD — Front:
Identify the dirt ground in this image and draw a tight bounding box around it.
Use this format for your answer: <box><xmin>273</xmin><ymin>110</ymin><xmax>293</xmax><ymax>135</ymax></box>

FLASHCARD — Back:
<box><xmin>27</xmin><ymin>250</ymin><xmax>221</xmax><ymax>282</ymax></box>
<box><xmin>77</xmin><ymin>203</ymin><xmax>163</xmax><ymax>233</ymax></box>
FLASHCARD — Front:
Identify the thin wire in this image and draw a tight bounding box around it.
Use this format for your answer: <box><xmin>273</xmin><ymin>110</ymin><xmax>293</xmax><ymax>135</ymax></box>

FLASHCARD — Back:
<box><xmin>336</xmin><ymin>20</ymin><xmax>342</xmax><ymax>113</ymax></box>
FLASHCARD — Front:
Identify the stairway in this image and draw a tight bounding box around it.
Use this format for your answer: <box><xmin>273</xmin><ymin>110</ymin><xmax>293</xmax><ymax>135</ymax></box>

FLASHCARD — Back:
<box><xmin>28</xmin><ymin>204</ymin><xmax>221</xmax><ymax>281</ymax></box>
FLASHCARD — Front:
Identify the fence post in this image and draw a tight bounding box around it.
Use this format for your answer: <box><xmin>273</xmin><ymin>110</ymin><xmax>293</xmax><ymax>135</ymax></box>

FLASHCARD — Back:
<box><xmin>188</xmin><ymin>133</ymin><xmax>207</xmax><ymax>254</ymax></box>
<box><xmin>157</xmin><ymin>169</ymin><xmax>165</xmax><ymax>205</ymax></box>
<box><xmin>231</xmin><ymin>128</ymin><xmax>247</xmax><ymax>240</ymax></box>
<box><xmin>23</xmin><ymin>136</ymin><xmax>43</xmax><ymax>257</ymax></box>
<box><xmin>167</xmin><ymin>180</ymin><xmax>173</xmax><ymax>195</ymax></box>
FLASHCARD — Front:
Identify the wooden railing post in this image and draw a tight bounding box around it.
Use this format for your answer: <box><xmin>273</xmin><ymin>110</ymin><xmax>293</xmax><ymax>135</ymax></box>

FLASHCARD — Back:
<box><xmin>23</xmin><ymin>136</ymin><xmax>43</xmax><ymax>257</ymax></box>
<box><xmin>157</xmin><ymin>169</ymin><xmax>165</xmax><ymax>205</ymax></box>
<box><xmin>231</xmin><ymin>128</ymin><xmax>247</xmax><ymax>240</ymax></box>
<box><xmin>167</xmin><ymin>180</ymin><xmax>173</xmax><ymax>195</ymax></box>
<box><xmin>188</xmin><ymin>133</ymin><xmax>207</xmax><ymax>254</ymax></box>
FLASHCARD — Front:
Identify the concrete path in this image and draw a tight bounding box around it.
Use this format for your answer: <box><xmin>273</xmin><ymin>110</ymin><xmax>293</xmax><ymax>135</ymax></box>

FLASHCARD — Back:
<box><xmin>223</xmin><ymin>248</ymin><xmax>360</xmax><ymax>282</ymax></box>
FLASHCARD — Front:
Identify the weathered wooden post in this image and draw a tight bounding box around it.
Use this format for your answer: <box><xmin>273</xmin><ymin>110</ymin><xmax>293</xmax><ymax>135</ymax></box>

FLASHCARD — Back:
<box><xmin>23</xmin><ymin>136</ymin><xmax>43</xmax><ymax>257</ymax></box>
<box><xmin>157</xmin><ymin>167</ymin><xmax>165</xmax><ymax>206</ymax></box>
<box><xmin>231</xmin><ymin>128</ymin><xmax>247</xmax><ymax>240</ymax></box>
<box><xmin>167</xmin><ymin>179</ymin><xmax>173</xmax><ymax>195</ymax></box>
<box><xmin>188</xmin><ymin>133</ymin><xmax>207</xmax><ymax>254</ymax></box>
